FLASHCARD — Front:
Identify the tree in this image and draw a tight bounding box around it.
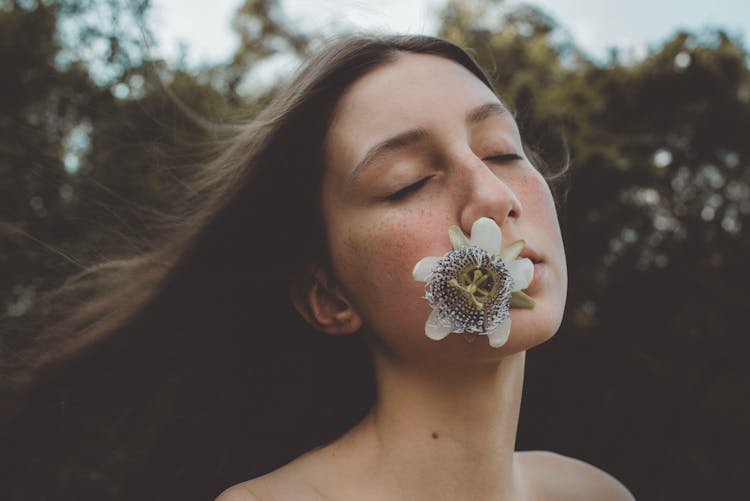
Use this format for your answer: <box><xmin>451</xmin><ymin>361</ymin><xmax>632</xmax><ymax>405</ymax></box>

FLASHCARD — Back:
<box><xmin>1</xmin><ymin>1</ymin><xmax>231</xmax><ymax>322</ymax></box>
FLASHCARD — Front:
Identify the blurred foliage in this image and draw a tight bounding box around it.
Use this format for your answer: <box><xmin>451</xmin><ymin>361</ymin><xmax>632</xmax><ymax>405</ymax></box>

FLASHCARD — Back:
<box><xmin>0</xmin><ymin>0</ymin><xmax>230</xmax><ymax>321</ymax></box>
<box><xmin>1</xmin><ymin>0</ymin><xmax>748</xmax><ymax>499</ymax></box>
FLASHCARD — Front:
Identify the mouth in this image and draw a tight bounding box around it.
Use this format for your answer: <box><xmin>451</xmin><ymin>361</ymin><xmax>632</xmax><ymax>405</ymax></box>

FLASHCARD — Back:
<box><xmin>518</xmin><ymin>246</ymin><xmax>544</xmax><ymax>265</ymax></box>
<box><xmin>516</xmin><ymin>246</ymin><xmax>545</xmax><ymax>294</ymax></box>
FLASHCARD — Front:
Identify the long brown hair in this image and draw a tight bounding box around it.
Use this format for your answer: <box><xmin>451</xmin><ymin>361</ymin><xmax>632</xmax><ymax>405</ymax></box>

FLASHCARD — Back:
<box><xmin>0</xmin><ymin>33</ymin><xmax>568</xmax><ymax>500</ymax></box>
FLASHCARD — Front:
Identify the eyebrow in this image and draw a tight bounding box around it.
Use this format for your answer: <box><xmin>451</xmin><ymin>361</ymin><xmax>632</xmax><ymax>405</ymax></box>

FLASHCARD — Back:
<box><xmin>348</xmin><ymin>101</ymin><xmax>509</xmax><ymax>185</ymax></box>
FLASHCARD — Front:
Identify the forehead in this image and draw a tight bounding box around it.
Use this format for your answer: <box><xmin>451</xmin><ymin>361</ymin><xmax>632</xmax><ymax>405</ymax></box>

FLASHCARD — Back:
<box><xmin>323</xmin><ymin>53</ymin><xmax>501</xmax><ymax>177</ymax></box>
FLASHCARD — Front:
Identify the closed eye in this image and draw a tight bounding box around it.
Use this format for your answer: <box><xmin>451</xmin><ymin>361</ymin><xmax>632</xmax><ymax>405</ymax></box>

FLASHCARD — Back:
<box><xmin>386</xmin><ymin>175</ymin><xmax>433</xmax><ymax>201</ymax></box>
<box><xmin>486</xmin><ymin>153</ymin><xmax>523</xmax><ymax>163</ymax></box>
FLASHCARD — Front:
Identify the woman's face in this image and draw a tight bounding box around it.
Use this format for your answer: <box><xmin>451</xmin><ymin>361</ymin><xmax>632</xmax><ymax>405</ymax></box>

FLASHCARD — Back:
<box><xmin>320</xmin><ymin>52</ymin><xmax>567</xmax><ymax>365</ymax></box>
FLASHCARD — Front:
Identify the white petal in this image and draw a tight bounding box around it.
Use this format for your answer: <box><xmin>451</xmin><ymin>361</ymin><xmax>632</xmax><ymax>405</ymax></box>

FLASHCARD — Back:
<box><xmin>507</xmin><ymin>257</ymin><xmax>534</xmax><ymax>292</ymax></box>
<box><xmin>412</xmin><ymin>256</ymin><xmax>440</xmax><ymax>282</ymax></box>
<box><xmin>469</xmin><ymin>217</ymin><xmax>502</xmax><ymax>254</ymax></box>
<box><xmin>487</xmin><ymin>318</ymin><xmax>512</xmax><ymax>348</ymax></box>
<box><xmin>425</xmin><ymin>308</ymin><xmax>453</xmax><ymax>341</ymax></box>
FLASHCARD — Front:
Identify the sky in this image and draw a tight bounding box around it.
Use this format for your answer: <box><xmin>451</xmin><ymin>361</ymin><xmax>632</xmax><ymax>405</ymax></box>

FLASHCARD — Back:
<box><xmin>148</xmin><ymin>0</ymin><xmax>750</xmax><ymax>69</ymax></box>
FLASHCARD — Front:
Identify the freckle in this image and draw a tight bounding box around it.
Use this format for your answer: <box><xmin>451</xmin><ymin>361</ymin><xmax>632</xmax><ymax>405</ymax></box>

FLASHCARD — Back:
<box><xmin>431</xmin><ymin>431</ymin><xmax>439</xmax><ymax>439</ymax></box>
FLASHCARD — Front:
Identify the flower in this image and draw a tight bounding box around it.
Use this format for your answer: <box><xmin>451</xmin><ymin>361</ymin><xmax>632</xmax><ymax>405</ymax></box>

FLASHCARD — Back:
<box><xmin>412</xmin><ymin>217</ymin><xmax>536</xmax><ymax>348</ymax></box>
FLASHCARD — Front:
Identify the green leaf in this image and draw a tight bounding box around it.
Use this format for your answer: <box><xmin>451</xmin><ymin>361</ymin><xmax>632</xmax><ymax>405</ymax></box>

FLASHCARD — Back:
<box><xmin>500</xmin><ymin>239</ymin><xmax>525</xmax><ymax>262</ymax></box>
<box><xmin>510</xmin><ymin>291</ymin><xmax>536</xmax><ymax>308</ymax></box>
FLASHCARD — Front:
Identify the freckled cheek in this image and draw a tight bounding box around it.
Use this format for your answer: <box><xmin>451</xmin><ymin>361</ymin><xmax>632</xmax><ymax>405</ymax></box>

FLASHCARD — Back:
<box><xmin>523</xmin><ymin>178</ymin><xmax>567</xmax><ymax>289</ymax></box>
<box><xmin>519</xmin><ymin>177</ymin><xmax>562</xmax><ymax>238</ymax></box>
<box><xmin>344</xmin><ymin>228</ymin><xmax>424</xmax><ymax>287</ymax></box>
<box><xmin>343</xmin><ymin>229</ymin><xmax>435</xmax><ymax>341</ymax></box>
<box><xmin>333</xmin><ymin>219</ymin><xmax>434</xmax><ymax>312</ymax></box>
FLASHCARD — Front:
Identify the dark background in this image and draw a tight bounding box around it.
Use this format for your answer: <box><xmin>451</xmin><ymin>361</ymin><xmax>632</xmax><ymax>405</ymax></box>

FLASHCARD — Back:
<box><xmin>2</xmin><ymin>0</ymin><xmax>749</xmax><ymax>499</ymax></box>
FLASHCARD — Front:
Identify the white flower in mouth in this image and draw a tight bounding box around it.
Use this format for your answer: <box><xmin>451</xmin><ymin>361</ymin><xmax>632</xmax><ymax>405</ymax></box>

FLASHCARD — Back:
<box><xmin>412</xmin><ymin>217</ymin><xmax>536</xmax><ymax>348</ymax></box>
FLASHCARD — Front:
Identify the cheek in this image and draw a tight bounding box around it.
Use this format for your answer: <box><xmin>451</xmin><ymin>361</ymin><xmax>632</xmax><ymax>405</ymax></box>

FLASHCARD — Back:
<box><xmin>327</xmin><ymin>209</ymin><xmax>440</xmax><ymax>334</ymax></box>
<box><xmin>522</xmin><ymin>173</ymin><xmax>567</xmax><ymax>278</ymax></box>
<box><xmin>495</xmin><ymin>172</ymin><xmax>568</xmax><ymax>349</ymax></box>
<box><xmin>522</xmin><ymin>173</ymin><xmax>562</xmax><ymax>234</ymax></box>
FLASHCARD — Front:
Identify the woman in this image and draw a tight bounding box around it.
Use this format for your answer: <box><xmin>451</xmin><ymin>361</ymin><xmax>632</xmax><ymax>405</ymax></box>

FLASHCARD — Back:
<box><xmin>213</xmin><ymin>33</ymin><xmax>634</xmax><ymax>501</ymax></box>
<box><xmin>1</xmin><ymin>34</ymin><xmax>634</xmax><ymax>500</ymax></box>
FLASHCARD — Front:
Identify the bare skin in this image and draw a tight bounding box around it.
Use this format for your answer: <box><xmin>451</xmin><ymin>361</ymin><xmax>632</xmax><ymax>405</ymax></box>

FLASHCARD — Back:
<box><xmin>216</xmin><ymin>355</ymin><xmax>633</xmax><ymax>500</ymax></box>
<box><xmin>217</xmin><ymin>53</ymin><xmax>635</xmax><ymax>500</ymax></box>
<box><xmin>218</xmin><ymin>356</ymin><xmax>633</xmax><ymax>500</ymax></box>
<box><xmin>218</xmin><ymin>449</ymin><xmax>634</xmax><ymax>501</ymax></box>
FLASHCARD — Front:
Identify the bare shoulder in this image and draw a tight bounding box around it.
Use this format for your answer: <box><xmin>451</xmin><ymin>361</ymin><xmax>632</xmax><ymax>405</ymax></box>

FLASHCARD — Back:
<box><xmin>214</xmin><ymin>476</ymin><xmax>272</xmax><ymax>501</ymax></box>
<box><xmin>214</xmin><ymin>452</ymin><xmax>329</xmax><ymax>501</ymax></box>
<box><xmin>215</xmin><ymin>470</ymin><xmax>316</xmax><ymax>501</ymax></box>
<box><xmin>517</xmin><ymin>450</ymin><xmax>636</xmax><ymax>500</ymax></box>
<box><xmin>214</xmin><ymin>482</ymin><xmax>261</xmax><ymax>501</ymax></box>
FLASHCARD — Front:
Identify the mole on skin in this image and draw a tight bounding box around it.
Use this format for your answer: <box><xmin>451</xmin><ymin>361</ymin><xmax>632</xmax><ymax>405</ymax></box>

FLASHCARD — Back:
<box><xmin>431</xmin><ymin>432</ymin><xmax>439</xmax><ymax>439</ymax></box>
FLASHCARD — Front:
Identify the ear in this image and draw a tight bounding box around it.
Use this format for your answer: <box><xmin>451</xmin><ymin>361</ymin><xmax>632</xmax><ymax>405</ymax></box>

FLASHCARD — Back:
<box><xmin>289</xmin><ymin>264</ymin><xmax>363</xmax><ymax>336</ymax></box>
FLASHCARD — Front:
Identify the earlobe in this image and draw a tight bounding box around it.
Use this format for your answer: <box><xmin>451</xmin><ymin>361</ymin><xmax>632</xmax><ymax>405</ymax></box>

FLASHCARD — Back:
<box><xmin>289</xmin><ymin>265</ymin><xmax>363</xmax><ymax>336</ymax></box>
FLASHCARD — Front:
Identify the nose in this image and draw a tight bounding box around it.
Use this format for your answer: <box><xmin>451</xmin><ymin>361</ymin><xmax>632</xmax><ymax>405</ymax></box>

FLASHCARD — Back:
<box><xmin>455</xmin><ymin>153</ymin><xmax>523</xmax><ymax>236</ymax></box>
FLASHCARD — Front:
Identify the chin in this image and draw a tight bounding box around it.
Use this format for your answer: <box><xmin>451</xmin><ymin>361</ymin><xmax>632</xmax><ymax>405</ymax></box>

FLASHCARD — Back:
<box><xmin>417</xmin><ymin>309</ymin><xmax>562</xmax><ymax>367</ymax></box>
<box><xmin>373</xmin><ymin>289</ymin><xmax>566</xmax><ymax>366</ymax></box>
<box><xmin>489</xmin><ymin>297</ymin><xmax>565</xmax><ymax>355</ymax></box>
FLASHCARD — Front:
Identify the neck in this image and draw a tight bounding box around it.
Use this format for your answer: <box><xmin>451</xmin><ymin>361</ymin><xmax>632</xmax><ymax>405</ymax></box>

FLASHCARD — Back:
<box><xmin>347</xmin><ymin>347</ymin><xmax>526</xmax><ymax>500</ymax></box>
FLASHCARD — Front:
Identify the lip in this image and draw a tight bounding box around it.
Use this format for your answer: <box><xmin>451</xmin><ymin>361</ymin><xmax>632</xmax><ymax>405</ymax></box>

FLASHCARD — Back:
<box><xmin>509</xmin><ymin>243</ymin><xmax>545</xmax><ymax>295</ymax></box>
<box><xmin>518</xmin><ymin>246</ymin><xmax>543</xmax><ymax>264</ymax></box>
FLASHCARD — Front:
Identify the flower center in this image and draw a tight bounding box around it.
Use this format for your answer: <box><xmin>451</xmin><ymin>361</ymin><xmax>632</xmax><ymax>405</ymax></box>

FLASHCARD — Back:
<box><xmin>448</xmin><ymin>265</ymin><xmax>496</xmax><ymax>311</ymax></box>
<box><xmin>424</xmin><ymin>246</ymin><xmax>513</xmax><ymax>335</ymax></box>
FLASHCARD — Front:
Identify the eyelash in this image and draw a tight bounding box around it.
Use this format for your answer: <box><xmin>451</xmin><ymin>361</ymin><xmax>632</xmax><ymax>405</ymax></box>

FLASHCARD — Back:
<box><xmin>386</xmin><ymin>175</ymin><xmax>433</xmax><ymax>201</ymax></box>
<box><xmin>385</xmin><ymin>153</ymin><xmax>523</xmax><ymax>201</ymax></box>
<box><xmin>488</xmin><ymin>153</ymin><xmax>523</xmax><ymax>163</ymax></box>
